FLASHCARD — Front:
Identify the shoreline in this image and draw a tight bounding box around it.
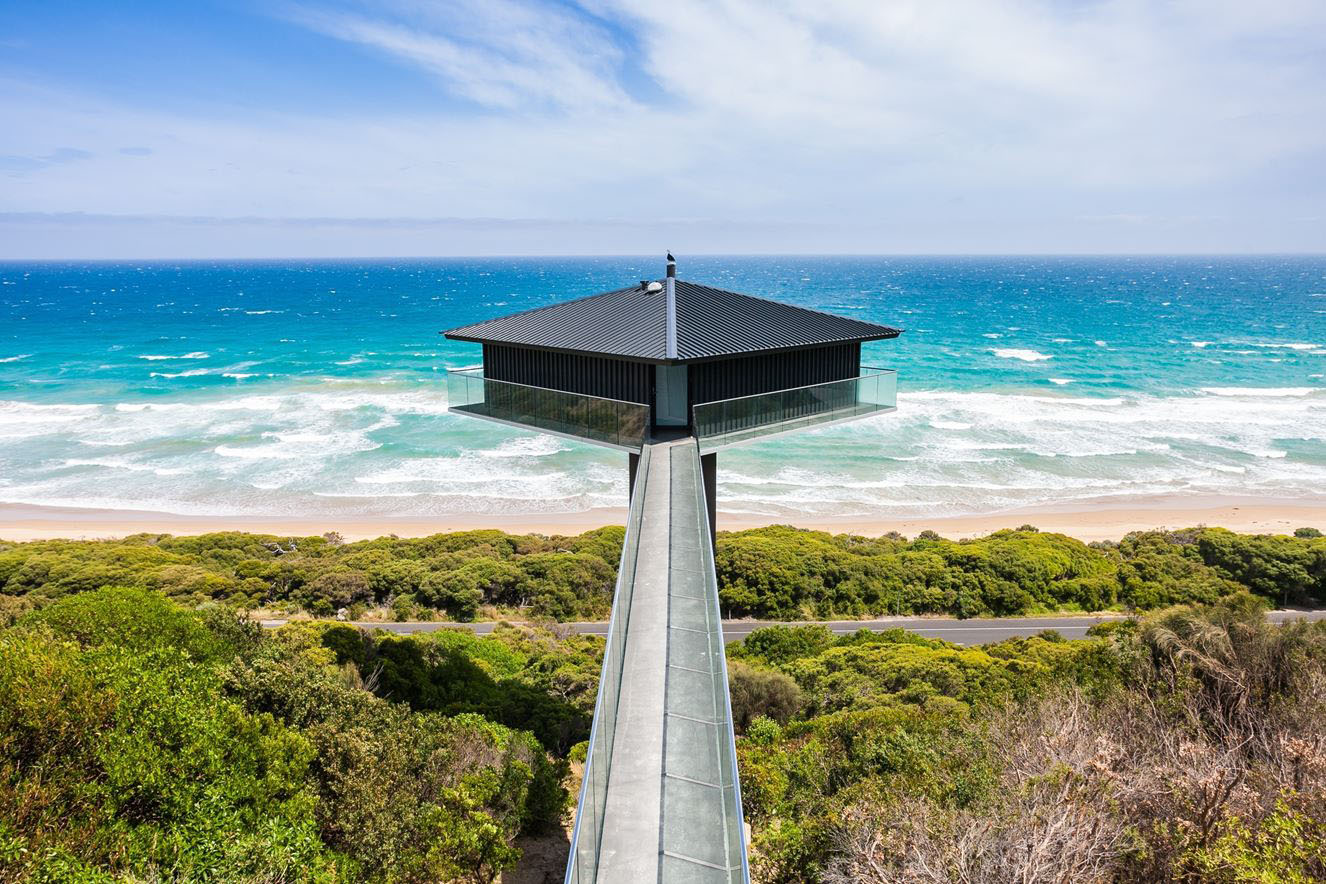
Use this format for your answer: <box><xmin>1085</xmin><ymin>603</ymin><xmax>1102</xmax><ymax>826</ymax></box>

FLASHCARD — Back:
<box><xmin>3</xmin><ymin>494</ymin><xmax>1324</xmax><ymax>543</ymax></box>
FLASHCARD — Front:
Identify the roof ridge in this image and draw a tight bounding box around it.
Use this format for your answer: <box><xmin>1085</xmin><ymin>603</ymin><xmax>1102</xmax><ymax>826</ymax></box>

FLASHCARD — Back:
<box><xmin>442</xmin><ymin>282</ymin><xmax>656</xmax><ymax>336</ymax></box>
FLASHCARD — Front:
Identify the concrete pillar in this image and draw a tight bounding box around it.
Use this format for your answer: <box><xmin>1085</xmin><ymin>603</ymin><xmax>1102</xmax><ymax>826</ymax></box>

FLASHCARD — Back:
<box><xmin>701</xmin><ymin>451</ymin><xmax>717</xmax><ymax>552</ymax></box>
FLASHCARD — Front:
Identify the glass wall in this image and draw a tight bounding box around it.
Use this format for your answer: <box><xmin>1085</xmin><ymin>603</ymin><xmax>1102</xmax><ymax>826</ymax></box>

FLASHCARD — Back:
<box><xmin>446</xmin><ymin>367</ymin><xmax>649</xmax><ymax>450</ymax></box>
<box><xmin>565</xmin><ymin>445</ymin><xmax>654</xmax><ymax>883</ymax></box>
<box><xmin>693</xmin><ymin>367</ymin><xmax>897</xmax><ymax>451</ymax></box>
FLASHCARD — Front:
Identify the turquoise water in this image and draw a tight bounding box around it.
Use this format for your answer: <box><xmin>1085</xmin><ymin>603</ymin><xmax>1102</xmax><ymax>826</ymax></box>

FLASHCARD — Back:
<box><xmin>2</xmin><ymin>256</ymin><xmax>1324</xmax><ymax>520</ymax></box>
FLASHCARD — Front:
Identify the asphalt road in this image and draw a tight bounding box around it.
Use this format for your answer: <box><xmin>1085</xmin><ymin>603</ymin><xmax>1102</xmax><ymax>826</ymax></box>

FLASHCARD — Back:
<box><xmin>261</xmin><ymin>609</ymin><xmax>1326</xmax><ymax>647</ymax></box>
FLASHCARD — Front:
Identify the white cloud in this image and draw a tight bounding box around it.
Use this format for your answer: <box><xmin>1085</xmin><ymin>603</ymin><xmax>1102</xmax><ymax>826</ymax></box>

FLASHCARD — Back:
<box><xmin>1</xmin><ymin>0</ymin><xmax>1324</xmax><ymax>254</ymax></box>
<box><xmin>286</xmin><ymin>0</ymin><xmax>632</xmax><ymax>112</ymax></box>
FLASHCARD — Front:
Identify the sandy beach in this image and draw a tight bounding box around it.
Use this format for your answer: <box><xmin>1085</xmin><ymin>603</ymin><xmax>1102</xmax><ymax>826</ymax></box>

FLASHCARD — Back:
<box><xmin>3</xmin><ymin>494</ymin><xmax>1323</xmax><ymax>543</ymax></box>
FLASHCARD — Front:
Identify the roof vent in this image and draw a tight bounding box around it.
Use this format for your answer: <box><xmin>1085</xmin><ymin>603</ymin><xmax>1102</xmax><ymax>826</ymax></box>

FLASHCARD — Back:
<box><xmin>645</xmin><ymin>281</ymin><xmax>663</xmax><ymax>293</ymax></box>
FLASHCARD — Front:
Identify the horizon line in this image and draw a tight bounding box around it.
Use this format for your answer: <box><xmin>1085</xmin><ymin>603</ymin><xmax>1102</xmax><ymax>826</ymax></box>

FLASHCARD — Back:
<box><xmin>3</xmin><ymin>252</ymin><xmax>1325</xmax><ymax>262</ymax></box>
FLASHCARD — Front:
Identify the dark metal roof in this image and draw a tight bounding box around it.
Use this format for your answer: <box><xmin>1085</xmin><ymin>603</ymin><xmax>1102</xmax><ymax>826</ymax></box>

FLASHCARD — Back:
<box><xmin>443</xmin><ymin>279</ymin><xmax>901</xmax><ymax>363</ymax></box>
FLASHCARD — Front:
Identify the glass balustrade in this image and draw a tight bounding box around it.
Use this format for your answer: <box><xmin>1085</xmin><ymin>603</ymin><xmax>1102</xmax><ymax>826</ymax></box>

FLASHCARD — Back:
<box><xmin>693</xmin><ymin>367</ymin><xmax>897</xmax><ymax>451</ymax></box>
<box><xmin>446</xmin><ymin>367</ymin><xmax>649</xmax><ymax>450</ymax></box>
<box><xmin>565</xmin><ymin>444</ymin><xmax>654</xmax><ymax>883</ymax></box>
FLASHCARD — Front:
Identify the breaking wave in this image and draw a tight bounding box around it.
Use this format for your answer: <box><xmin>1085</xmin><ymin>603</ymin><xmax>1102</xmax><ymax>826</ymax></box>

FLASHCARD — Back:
<box><xmin>1</xmin><ymin>382</ymin><xmax>1323</xmax><ymax>521</ymax></box>
<box><xmin>992</xmin><ymin>348</ymin><xmax>1053</xmax><ymax>362</ymax></box>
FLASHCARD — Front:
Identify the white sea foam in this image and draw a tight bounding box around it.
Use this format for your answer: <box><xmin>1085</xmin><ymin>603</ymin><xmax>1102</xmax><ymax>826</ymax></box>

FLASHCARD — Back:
<box><xmin>479</xmin><ymin>436</ymin><xmax>569</xmax><ymax>458</ymax></box>
<box><xmin>150</xmin><ymin>368</ymin><xmax>211</xmax><ymax>378</ymax></box>
<box><xmin>1253</xmin><ymin>342</ymin><xmax>1318</xmax><ymax>350</ymax></box>
<box><xmin>1201</xmin><ymin>387</ymin><xmax>1317</xmax><ymax>397</ymax></box>
<box><xmin>137</xmin><ymin>352</ymin><xmax>209</xmax><ymax>360</ymax></box>
<box><xmin>1191</xmin><ymin>341</ymin><xmax>1214</xmax><ymax>348</ymax></box>
<box><xmin>4</xmin><ymin>378</ymin><xmax>1326</xmax><ymax>521</ymax></box>
<box><xmin>1048</xmin><ymin>378</ymin><xmax>1073</xmax><ymax>385</ymax></box>
<box><xmin>992</xmin><ymin>348</ymin><xmax>1052</xmax><ymax>362</ymax></box>
<box><xmin>0</xmin><ymin>354</ymin><xmax>31</xmax><ymax>363</ymax></box>
<box><xmin>61</xmin><ymin>457</ymin><xmax>190</xmax><ymax>477</ymax></box>
<box><xmin>0</xmin><ymin>401</ymin><xmax>101</xmax><ymax>437</ymax></box>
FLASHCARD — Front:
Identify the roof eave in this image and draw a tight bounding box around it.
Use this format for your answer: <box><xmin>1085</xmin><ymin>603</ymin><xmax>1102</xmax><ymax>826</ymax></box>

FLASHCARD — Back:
<box><xmin>440</xmin><ymin>328</ymin><xmax>902</xmax><ymax>365</ymax></box>
<box><xmin>441</xmin><ymin>331</ymin><xmax>670</xmax><ymax>364</ymax></box>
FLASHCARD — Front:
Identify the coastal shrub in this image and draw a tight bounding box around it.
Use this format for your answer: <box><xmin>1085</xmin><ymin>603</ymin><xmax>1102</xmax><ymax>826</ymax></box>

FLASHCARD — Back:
<box><xmin>728</xmin><ymin>661</ymin><xmax>803</xmax><ymax>731</ymax></box>
<box><xmin>304</xmin><ymin>570</ymin><xmax>373</xmax><ymax>612</ymax></box>
<box><xmin>737</xmin><ymin>601</ymin><xmax>1326</xmax><ymax>883</ymax></box>
<box><xmin>728</xmin><ymin>625</ymin><xmax>838</xmax><ymax>666</ymax></box>
<box><xmin>307</xmin><ymin>621</ymin><xmax>600</xmax><ymax>754</ymax></box>
<box><xmin>4</xmin><ymin>555</ymin><xmax>1323</xmax><ymax>882</ymax></box>
<box><xmin>0</xmin><ymin>588</ymin><xmax>572</xmax><ymax>883</ymax></box>
<box><xmin>1188</xmin><ymin>527</ymin><xmax>1326</xmax><ymax>606</ymax></box>
<box><xmin>2</xmin><ymin>525</ymin><xmax>1322</xmax><ymax>622</ymax></box>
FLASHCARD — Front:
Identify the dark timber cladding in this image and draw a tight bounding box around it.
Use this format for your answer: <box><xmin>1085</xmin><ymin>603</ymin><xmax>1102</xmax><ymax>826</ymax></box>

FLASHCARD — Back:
<box><xmin>689</xmin><ymin>342</ymin><xmax>859</xmax><ymax>404</ymax></box>
<box><xmin>484</xmin><ymin>343</ymin><xmax>651</xmax><ymax>404</ymax></box>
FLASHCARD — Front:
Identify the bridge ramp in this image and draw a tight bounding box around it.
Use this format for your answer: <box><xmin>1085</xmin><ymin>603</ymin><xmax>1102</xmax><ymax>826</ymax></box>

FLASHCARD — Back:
<box><xmin>567</xmin><ymin>439</ymin><xmax>749</xmax><ymax>883</ymax></box>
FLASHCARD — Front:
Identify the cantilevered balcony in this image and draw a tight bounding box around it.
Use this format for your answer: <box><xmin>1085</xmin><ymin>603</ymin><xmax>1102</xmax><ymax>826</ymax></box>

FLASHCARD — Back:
<box><xmin>446</xmin><ymin>367</ymin><xmax>650</xmax><ymax>451</ymax></box>
<box><xmin>694</xmin><ymin>367</ymin><xmax>897</xmax><ymax>452</ymax></box>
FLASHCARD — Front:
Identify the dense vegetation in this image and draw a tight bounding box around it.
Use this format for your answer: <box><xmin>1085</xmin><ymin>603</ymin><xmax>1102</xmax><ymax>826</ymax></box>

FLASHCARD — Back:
<box><xmin>0</xmin><ymin>588</ymin><xmax>593</xmax><ymax>883</ymax></box>
<box><xmin>730</xmin><ymin>598</ymin><xmax>1326</xmax><ymax>882</ymax></box>
<box><xmin>0</xmin><ymin>529</ymin><xmax>622</xmax><ymax>625</ymax></box>
<box><xmin>2</xmin><ymin>524</ymin><xmax>1324</xmax><ymax>624</ymax></box>
<box><xmin>1</xmin><ymin>581</ymin><xmax>1322</xmax><ymax>881</ymax></box>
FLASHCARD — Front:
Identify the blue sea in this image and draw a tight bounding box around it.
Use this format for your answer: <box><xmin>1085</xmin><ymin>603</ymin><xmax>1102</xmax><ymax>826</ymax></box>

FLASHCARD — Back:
<box><xmin>1</xmin><ymin>256</ymin><xmax>1324</xmax><ymax>522</ymax></box>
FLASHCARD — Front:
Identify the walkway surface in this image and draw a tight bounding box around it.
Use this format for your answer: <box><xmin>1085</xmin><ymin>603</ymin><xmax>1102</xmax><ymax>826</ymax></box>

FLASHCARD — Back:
<box><xmin>566</xmin><ymin>439</ymin><xmax>747</xmax><ymax>883</ymax></box>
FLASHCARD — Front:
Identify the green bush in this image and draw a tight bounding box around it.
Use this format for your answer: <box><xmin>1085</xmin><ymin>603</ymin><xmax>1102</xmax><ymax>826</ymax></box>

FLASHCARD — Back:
<box><xmin>728</xmin><ymin>661</ymin><xmax>803</xmax><ymax>731</ymax></box>
<box><xmin>4</xmin><ymin>525</ymin><xmax>1320</xmax><ymax>621</ymax></box>
<box><xmin>0</xmin><ymin>588</ymin><xmax>574</xmax><ymax>883</ymax></box>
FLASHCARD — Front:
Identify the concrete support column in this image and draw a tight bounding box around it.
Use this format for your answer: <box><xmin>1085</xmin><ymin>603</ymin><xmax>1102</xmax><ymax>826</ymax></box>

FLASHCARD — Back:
<box><xmin>701</xmin><ymin>451</ymin><xmax>717</xmax><ymax>552</ymax></box>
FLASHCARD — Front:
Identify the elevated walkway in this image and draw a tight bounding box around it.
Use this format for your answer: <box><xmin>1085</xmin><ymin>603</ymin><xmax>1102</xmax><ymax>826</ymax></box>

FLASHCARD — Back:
<box><xmin>566</xmin><ymin>439</ymin><xmax>749</xmax><ymax>883</ymax></box>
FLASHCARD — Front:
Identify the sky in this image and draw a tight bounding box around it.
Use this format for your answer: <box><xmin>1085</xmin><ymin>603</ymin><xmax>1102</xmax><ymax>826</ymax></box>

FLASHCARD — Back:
<box><xmin>2</xmin><ymin>0</ymin><xmax>1325</xmax><ymax>258</ymax></box>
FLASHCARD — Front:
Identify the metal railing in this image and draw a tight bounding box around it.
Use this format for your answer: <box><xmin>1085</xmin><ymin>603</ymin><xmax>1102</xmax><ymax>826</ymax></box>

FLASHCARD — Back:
<box><xmin>446</xmin><ymin>367</ymin><xmax>650</xmax><ymax>450</ymax></box>
<box><xmin>659</xmin><ymin>441</ymin><xmax>749</xmax><ymax>882</ymax></box>
<box><xmin>693</xmin><ymin>367</ymin><xmax>897</xmax><ymax>451</ymax></box>
<box><xmin>565</xmin><ymin>444</ymin><xmax>653</xmax><ymax>882</ymax></box>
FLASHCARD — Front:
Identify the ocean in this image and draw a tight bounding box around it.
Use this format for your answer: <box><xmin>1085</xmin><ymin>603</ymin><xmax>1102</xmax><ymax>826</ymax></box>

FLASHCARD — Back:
<box><xmin>2</xmin><ymin>256</ymin><xmax>1324</xmax><ymax>523</ymax></box>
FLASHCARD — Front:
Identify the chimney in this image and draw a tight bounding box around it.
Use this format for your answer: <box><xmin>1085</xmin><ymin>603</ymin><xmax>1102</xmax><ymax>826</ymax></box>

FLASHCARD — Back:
<box><xmin>665</xmin><ymin>253</ymin><xmax>677</xmax><ymax>359</ymax></box>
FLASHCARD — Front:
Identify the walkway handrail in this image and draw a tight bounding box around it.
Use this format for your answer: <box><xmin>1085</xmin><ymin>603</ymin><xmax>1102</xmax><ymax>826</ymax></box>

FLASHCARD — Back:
<box><xmin>691</xmin><ymin>438</ymin><xmax>751</xmax><ymax>883</ymax></box>
<box><xmin>564</xmin><ymin>444</ymin><xmax>653</xmax><ymax>881</ymax></box>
